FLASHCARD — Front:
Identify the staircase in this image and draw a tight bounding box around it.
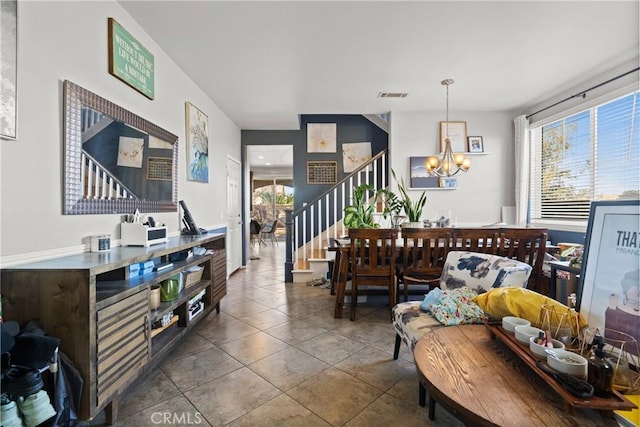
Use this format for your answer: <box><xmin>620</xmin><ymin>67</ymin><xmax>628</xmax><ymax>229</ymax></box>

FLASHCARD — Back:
<box><xmin>80</xmin><ymin>106</ymin><xmax>138</xmax><ymax>200</ymax></box>
<box><xmin>285</xmin><ymin>149</ymin><xmax>390</xmax><ymax>282</ymax></box>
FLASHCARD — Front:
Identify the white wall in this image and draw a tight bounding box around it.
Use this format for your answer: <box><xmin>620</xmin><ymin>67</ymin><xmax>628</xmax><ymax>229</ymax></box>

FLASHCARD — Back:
<box><xmin>0</xmin><ymin>1</ymin><xmax>240</xmax><ymax>263</ymax></box>
<box><xmin>389</xmin><ymin>110</ymin><xmax>514</xmax><ymax>226</ymax></box>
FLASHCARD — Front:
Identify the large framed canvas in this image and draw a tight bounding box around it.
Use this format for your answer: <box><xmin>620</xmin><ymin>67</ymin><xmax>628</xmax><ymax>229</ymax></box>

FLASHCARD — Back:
<box><xmin>307</xmin><ymin>123</ymin><xmax>336</xmax><ymax>153</ymax></box>
<box><xmin>185</xmin><ymin>102</ymin><xmax>209</xmax><ymax>183</ymax></box>
<box><xmin>342</xmin><ymin>142</ymin><xmax>371</xmax><ymax>173</ymax></box>
<box><xmin>579</xmin><ymin>200</ymin><xmax>640</xmax><ymax>363</ymax></box>
<box><xmin>1</xmin><ymin>0</ymin><xmax>17</xmax><ymax>140</ymax></box>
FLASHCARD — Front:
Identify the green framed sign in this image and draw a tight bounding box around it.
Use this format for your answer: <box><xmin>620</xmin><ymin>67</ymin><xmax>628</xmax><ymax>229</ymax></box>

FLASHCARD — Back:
<box><xmin>108</xmin><ymin>18</ymin><xmax>154</xmax><ymax>99</ymax></box>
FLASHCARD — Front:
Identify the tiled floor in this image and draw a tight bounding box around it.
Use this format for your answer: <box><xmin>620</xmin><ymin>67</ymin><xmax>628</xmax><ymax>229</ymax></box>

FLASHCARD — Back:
<box><xmin>89</xmin><ymin>245</ymin><xmax>463</xmax><ymax>426</ymax></box>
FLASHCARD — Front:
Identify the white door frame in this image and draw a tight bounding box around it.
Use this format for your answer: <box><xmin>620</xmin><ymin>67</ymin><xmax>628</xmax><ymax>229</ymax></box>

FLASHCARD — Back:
<box><xmin>226</xmin><ymin>156</ymin><xmax>242</xmax><ymax>274</ymax></box>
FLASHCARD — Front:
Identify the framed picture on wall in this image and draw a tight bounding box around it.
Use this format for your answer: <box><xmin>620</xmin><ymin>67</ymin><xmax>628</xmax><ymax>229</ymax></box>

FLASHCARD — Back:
<box><xmin>440</xmin><ymin>121</ymin><xmax>467</xmax><ymax>153</ymax></box>
<box><xmin>342</xmin><ymin>142</ymin><xmax>371</xmax><ymax>173</ymax></box>
<box><xmin>307</xmin><ymin>123</ymin><xmax>337</xmax><ymax>153</ymax></box>
<box><xmin>1</xmin><ymin>0</ymin><xmax>17</xmax><ymax>140</ymax></box>
<box><xmin>409</xmin><ymin>156</ymin><xmax>439</xmax><ymax>188</ymax></box>
<box><xmin>185</xmin><ymin>102</ymin><xmax>209</xmax><ymax>183</ymax></box>
<box><xmin>468</xmin><ymin>136</ymin><xmax>484</xmax><ymax>153</ymax></box>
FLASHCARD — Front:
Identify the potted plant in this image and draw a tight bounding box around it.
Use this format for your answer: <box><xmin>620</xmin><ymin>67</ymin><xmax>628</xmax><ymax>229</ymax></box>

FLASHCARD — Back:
<box><xmin>391</xmin><ymin>169</ymin><xmax>426</xmax><ymax>227</ymax></box>
<box><xmin>375</xmin><ymin>188</ymin><xmax>404</xmax><ymax>228</ymax></box>
<box><xmin>343</xmin><ymin>184</ymin><xmax>379</xmax><ymax>229</ymax></box>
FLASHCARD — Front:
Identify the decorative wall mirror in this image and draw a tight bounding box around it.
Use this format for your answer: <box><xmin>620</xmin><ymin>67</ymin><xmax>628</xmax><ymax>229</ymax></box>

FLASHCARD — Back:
<box><xmin>63</xmin><ymin>80</ymin><xmax>178</xmax><ymax>214</ymax></box>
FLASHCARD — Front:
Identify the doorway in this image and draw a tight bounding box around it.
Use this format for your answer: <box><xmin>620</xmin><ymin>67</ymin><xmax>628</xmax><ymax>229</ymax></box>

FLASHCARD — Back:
<box><xmin>247</xmin><ymin>145</ymin><xmax>293</xmax><ymax>255</ymax></box>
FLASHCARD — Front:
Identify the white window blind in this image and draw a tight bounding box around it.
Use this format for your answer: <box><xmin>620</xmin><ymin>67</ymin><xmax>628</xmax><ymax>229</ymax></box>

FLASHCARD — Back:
<box><xmin>530</xmin><ymin>91</ymin><xmax>640</xmax><ymax>222</ymax></box>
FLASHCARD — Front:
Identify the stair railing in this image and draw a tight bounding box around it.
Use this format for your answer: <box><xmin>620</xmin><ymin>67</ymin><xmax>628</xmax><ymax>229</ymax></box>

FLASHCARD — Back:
<box><xmin>82</xmin><ymin>151</ymin><xmax>137</xmax><ymax>199</ymax></box>
<box><xmin>284</xmin><ymin>149</ymin><xmax>388</xmax><ymax>281</ymax></box>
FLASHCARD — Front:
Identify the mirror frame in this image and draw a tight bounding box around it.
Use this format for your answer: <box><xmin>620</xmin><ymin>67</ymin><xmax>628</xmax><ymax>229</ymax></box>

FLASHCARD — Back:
<box><xmin>63</xmin><ymin>80</ymin><xmax>179</xmax><ymax>214</ymax></box>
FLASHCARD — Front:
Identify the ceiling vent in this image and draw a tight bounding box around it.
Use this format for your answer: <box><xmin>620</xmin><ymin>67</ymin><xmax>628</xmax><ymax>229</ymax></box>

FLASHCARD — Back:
<box><xmin>378</xmin><ymin>92</ymin><xmax>407</xmax><ymax>98</ymax></box>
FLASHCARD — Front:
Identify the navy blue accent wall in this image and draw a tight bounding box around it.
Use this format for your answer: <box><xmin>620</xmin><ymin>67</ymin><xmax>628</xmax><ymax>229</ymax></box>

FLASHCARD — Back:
<box><xmin>241</xmin><ymin>114</ymin><xmax>388</xmax><ymax>212</ymax></box>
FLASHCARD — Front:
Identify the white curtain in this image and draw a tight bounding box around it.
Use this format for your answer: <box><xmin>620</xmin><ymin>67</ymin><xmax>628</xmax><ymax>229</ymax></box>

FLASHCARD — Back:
<box><xmin>514</xmin><ymin>115</ymin><xmax>530</xmax><ymax>225</ymax></box>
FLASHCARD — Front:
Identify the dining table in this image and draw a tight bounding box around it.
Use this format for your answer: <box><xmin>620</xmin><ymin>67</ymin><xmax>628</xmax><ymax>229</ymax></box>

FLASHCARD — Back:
<box><xmin>327</xmin><ymin>226</ymin><xmax>548</xmax><ymax>319</ymax></box>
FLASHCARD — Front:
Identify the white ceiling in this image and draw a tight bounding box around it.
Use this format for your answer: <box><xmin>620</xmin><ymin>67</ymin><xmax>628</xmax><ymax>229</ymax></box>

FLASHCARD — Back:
<box><xmin>247</xmin><ymin>144</ymin><xmax>294</xmax><ymax>178</ymax></box>
<box><xmin>119</xmin><ymin>0</ymin><xmax>638</xmax><ymax>132</ymax></box>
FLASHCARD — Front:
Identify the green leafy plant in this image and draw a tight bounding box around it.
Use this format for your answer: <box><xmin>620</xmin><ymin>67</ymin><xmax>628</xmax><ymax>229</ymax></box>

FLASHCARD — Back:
<box><xmin>343</xmin><ymin>184</ymin><xmax>379</xmax><ymax>229</ymax></box>
<box><xmin>375</xmin><ymin>188</ymin><xmax>403</xmax><ymax>226</ymax></box>
<box><xmin>391</xmin><ymin>168</ymin><xmax>426</xmax><ymax>222</ymax></box>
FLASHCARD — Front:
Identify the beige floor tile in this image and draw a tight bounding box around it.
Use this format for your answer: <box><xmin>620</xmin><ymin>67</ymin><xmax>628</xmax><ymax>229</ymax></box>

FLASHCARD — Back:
<box><xmin>274</xmin><ymin>301</ymin><xmax>332</xmax><ymax>318</ymax></box>
<box><xmin>249</xmin><ymin>346</ymin><xmax>330</xmax><ymax>391</ymax></box>
<box><xmin>334</xmin><ymin>346</ymin><xmax>415</xmax><ymax>391</ymax></box>
<box><xmin>118</xmin><ymin>368</ymin><xmax>182</xmax><ymax>419</ymax></box>
<box><xmin>303</xmin><ymin>309</ymin><xmax>354</xmax><ymax>330</ymax></box>
<box><xmin>286</xmin><ymin>367</ymin><xmax>382</xmax><ymax>426</ymax></box>
<box><xmin>246</xmin><ymin>292</ymin><xmax>291</xmax><ymax>308</ymax></box>
<box><xmin>333</xmin><ymin>321</ymin><xmax>394</xmax><ymax>345</ymax></box>
<box><xmin>343</xmin><ymin>392</ymin><xmax>430</xmax><ymax>427</ymax></box>
<box><xmin>159</xmin><ymin>330</ymin><xmax>216</xmax><ymax>365</ymax></box>
<box><xmin>217</xmin><ymin>331</ymin><xmax>291</xmax><ymax>365</ymax></box>
<box><xmin>385</xmin><ymin>370</ymin><xmax>423</xmax><ymax>403</ymax></box>
<box><xmin>294</xmin><ymin>331</ymin><xmax>367</xmax><ymax>365</ymax></box>
<box><xmin>239</xmin><ymin>308</ymin><xmax>291</xmax><ymax>330</ymax></box>
<box><xmin>221</xmin><ymin>299</ymin><xmax>270</xmax><ymax>318</ymax></box>
<box><xmin>264</xmin><ymin>318</ymin><xmax>328</xmax><ymax>345</ymax></box>
<box><xmin>226</xmin><ymin>394</ymin><xmax>331</xmax><ymax>427</ymax></box>
<box><xmin>259</xmin><ymin>282</ymin><xmax>289</xmax><ymax>294</ymax></box>
<box><xmin>195</xmin><ymin>316</ymin><xmax>260</xmax><ymax>344</ymax></box>
<box><xmin>184</xmin><ymin>367</ymin><xmax>281</xmax><ymax>426</ymax></box>
<box><xmin>159</xmin><ymin>346</ymin><xmax>243</xmax><ymax>392</ymax></box>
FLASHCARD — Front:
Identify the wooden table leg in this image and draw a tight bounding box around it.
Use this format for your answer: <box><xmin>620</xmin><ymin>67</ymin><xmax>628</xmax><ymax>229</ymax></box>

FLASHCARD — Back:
<box><xmin>330</xmin><ymin>250</ymin><xmax>341</xmax><ymax>296</ymax></box>
<box><xmin>419</xmin><ymin>382</ymin><xmax>426</xmax><ymax>407</ymax></box>
<box><xmin>333</xmin><ymin>249</ymin><xmax>348</xmax><ymax>318</ymax></box>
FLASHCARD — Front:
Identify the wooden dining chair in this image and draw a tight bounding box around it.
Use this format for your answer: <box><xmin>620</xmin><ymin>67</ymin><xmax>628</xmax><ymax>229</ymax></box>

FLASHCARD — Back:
<box><xmin>348</xmin><ymin>228</ymin><xmax>398</xmax><ymax>321</ymax></box>
<box><xmin>497</xmin><ymin>228</ymin><xmax>548</xmax><ymax>294</ymax></box>
<box><xmin>451</xmin><ymin>228</ymin><xmax>499</xmax><ymax>254</ymax></box>
<box><xmin>399</xmin><ymin>228</ymin><xmax>451</xmax><ymax>302</ymax></box>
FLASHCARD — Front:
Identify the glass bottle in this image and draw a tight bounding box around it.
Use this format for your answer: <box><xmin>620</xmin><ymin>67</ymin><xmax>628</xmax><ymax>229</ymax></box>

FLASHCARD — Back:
<box><xmin>587</xmin><ymin>335</ymin><xmax>613</xmax><ymax>397</ymax></box>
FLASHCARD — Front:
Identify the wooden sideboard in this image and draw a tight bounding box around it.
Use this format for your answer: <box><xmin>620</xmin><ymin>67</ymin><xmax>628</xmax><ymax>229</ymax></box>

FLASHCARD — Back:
<box><xmin>1</xmin><ymin>233</ymin><xmax>226</xmax><ymax>423</ymax></box>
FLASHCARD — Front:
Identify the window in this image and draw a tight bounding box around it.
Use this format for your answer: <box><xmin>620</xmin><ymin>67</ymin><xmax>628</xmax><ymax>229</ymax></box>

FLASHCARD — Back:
<box><xmin>530</xmin><ymin>91</ymin><xmax>640</xmax><ymax>224</ymax></box>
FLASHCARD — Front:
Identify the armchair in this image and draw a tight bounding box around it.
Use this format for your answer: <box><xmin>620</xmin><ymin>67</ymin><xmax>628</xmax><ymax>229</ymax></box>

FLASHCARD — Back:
<box><xmin>392</xmin><ymin>250</ymin><xmax>532</xmax><ymax>359</ymax></box>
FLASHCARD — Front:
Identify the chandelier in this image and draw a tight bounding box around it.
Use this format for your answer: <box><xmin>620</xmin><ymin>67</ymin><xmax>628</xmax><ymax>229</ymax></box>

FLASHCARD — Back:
<box><xmin>425</xmin><ymin>79</ymin><xmax>470</xmax><ymax>177</ymax></box>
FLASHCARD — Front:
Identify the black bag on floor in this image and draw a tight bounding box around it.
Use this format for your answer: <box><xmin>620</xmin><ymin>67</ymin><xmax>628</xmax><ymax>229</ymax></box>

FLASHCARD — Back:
<box><xmin>48</xmin><ymin>352</ymin><xmax>83</xmax><ymax>427</ymax></box>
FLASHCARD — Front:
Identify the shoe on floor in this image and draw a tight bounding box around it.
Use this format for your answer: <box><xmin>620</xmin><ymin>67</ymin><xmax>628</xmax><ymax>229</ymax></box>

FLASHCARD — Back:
<box><xmin>1</xmin><ymin>367</ymin><xmax>43</xmax><ymax>398</ymax></box>
<box><xmin>1</xmin><ymin>395</ymin><xmax>25</xmax><ymax>427</ymax></box>
<box><xmin>17</xmin><ymin>391</ymin><xmax>55</xmax><ymax>427</ymax></box>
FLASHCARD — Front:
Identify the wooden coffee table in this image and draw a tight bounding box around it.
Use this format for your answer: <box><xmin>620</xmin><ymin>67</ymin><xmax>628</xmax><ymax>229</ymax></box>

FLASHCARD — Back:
<box><xmin>413</xmin><ymin>324</ymin><xmax>628</xmax><ymax>426</ymax></box>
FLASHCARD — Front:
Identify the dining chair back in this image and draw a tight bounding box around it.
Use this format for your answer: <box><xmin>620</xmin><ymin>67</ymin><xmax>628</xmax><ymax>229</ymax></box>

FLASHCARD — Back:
<box><xmin>497</xmin><ymin>228</ymin><xmax>548</xmax><ymax>294</ymax></box>
<box><xmin>400</xmin><ymin>228</ymin><xmax>452</xmax><ymax>302</ymax></box>
<box><xmin>348</xmin><ymin>228</ymin><xmax>399</xmax><ymax>321</ymax></box>
<box><xmin>451</xmin><ymin>228</ymin><xmax>499</xmax><ymax>254</ymax></box>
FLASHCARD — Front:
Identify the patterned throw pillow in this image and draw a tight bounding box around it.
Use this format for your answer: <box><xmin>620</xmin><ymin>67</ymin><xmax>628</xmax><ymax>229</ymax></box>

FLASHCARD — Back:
<box><xmin>439</xmin><ymin>251</ymin><xmax>532</xmax><ymax>294</ymax></box>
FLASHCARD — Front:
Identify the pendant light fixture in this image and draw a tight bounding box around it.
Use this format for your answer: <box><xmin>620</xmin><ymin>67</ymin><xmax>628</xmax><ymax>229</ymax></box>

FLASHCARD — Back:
<box><xmin>425</xmin><ymin>79</ymin><xmax>470</xmax><ymax>177</ymax></box>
